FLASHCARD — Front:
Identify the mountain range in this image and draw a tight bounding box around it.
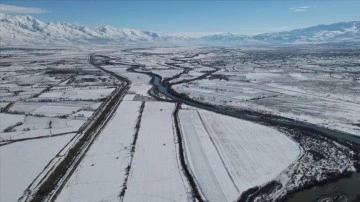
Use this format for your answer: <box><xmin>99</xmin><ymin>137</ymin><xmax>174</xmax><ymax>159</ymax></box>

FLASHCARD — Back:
<box><xmin>0</xmin><ymin>12</ymin><xmax>359</xmax><ymax>46</ymax></box>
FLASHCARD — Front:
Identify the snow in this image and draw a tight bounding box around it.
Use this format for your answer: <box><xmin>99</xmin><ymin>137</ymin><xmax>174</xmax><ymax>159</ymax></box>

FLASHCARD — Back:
<box><xmin>246</xmin><ymin>72</ymin><xmax>281</xmax><ymax>82</ymax></box>
<box><xmin>0</xmin><ymin>113</ymin><xmax>25</xmax><ymax>131</ymax></box>
<box><xmin>15</xmin><ymin>116</ymin><xmax>73</xmax><ymax>130</ymax></box>
<box><xmin>56</xmin><ymin>101</ymin><xmax>142</xmax><ymax>202</ymax></box>
<box><xmin>0</xmin><ymin>102</ymin><xmax>10</xmax><ymax>110</ymax></box>
<box><xmin>104</xmin><ymin>66</ymin><xmax>151</xmax><ymax>85</ymax></box>
<box><xmin>151</xmin><ymin>69</ymin><xmax>183</xmax><ymax>79</ymax></box>
<box><xmin>123</xmin><ymin>94</ymin><xmax>136</xmax><ymax>101</ymax></box>
<box><xmin>70</xmin><ymin>110</ymin><xmax>94</xmax><ymax>120</ymax></box>
<box><xmin>0</xmin><ymin>13</ymin><xmax>166</xmax><ymax>46</ymax></box>
<box><xmin>174</xmin><ymin>71</ymin><xmax>360</xmax><ymax>136</ymax></box>
<box><xmin>123</xmin><ymin>102</ymin><xmax>190</xmax><ymax>202</ymax></box>
<box><xmin>1</xmin><ymin>116</ymin><xmax>84</xmax><ymax>141</ymax></box>
<box><xmin>128</xmin><ymin>85</ymin><xmax>152</xmax><ymax>96</ymax></box>
<box><xmin>88</xmin><ymin>102</ymin><xmax>103</xmax><ymax>111</ymax></box>
<box><xmin>288</xmin><ymin>73</ymin><xmax>308</xmax><ymax>80</ymax></box>
<box><xmin>0</xmin><ymin>133</ymin><xmax>75</xmax><ymax>202</ymax></box>
<box><xmin>179</xmin><ymin>108</ymin><xmax>300</xmax><ymax>201</ymax></box>
<box><xmin>179</xmin><ymin>110</ymin><xmax>238</xmax><ymax>202</ymax></box>
<box><xmin>38</xmin><ymin>87</ymin><xmax>115</xmax><ymax>100</ymax></box>
<box><xmin>0</xmin><ymin>38</ymin><xmax>358</xmax><ymax>202</ymax></box>
<box><xmin>32</xmin><ymin>105</ymin><xmax>82</xmax><ymax>117</ymax></box>
<box><xmin>245</xmin><ymin>94</ymin><xmax>360</xmax><ymax>136</ymax></box>
<box><xmin>1</xmin><ymin>12</ymin><xmax>359</xmax><ymax>47</ymax></box>
<box><xmin>102</xmin><ymin>66</ymin><xmax>154</xmax><ymax>97</ymax></box>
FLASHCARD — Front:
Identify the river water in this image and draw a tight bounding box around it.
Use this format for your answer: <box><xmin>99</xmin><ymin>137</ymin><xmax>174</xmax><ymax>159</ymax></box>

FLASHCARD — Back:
<box><xmin>151</xmin><ymin>74</ymin><xmax>360</xmax><ymax>202</ymax></box>
<box><xmin>287</xmin><ymin>173</ymin><xmax>360</xmax><ymax>202</ymax></box>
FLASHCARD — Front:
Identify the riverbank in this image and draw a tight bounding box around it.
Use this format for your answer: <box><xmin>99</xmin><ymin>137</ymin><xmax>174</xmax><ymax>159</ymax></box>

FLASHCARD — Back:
<box><xmin>100</xmin><ymin>52</ymin><xmax>360</xmax><ymax>202</ymax></box>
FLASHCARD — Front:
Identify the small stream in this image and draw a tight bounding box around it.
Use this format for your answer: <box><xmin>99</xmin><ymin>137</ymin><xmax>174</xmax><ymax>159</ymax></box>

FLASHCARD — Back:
<box><xmin>152</xmin><ymin>76</ymin><xmax>174</xmax><ymax>98</ymax></box>
<box><xmin>151</xmin><ymin>74</ymin><xmax>360</xmax><ymax>202</ymax></box>
<box><xmin>153</xmin><ymin>75</ymin><xmax>360</xmax><ymax>143</ymax></box>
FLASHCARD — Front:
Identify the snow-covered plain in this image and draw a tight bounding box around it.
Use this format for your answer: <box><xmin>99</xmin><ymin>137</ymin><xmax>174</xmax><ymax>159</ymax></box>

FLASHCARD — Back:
<box><xmin>123</xmin><ymin>102</ymin><xmax>190</xmax><ymax>202</ymax></box>
<box><xmin>103</xmin><ymin>65</ymin><xmax>154</xmax><ymax>98</ymax></box>
<box><xmin>0</xmin><ymin>102</ymin><xmax>10</xmax><ymax>110</ymax></box>
<box><xmin>56</xmin><ymin>101</ymin><xmax>142</xmax><ymax>202</ymax></box>
<box><xmin>1</xmin><ymin>43</ymin><xmax>359</xmax><ymax>202</ymax></box>
<box><xmin>1</xmin><ymin>115</ymin><xmax>84</xmax><ymax>141</ymax></box>
<box><xmin>1</xmin><ymin>12</ymin><xmax>360</xmax><ymax>46</ymax></box>
<box><xmin>179</xmin><ymin>108</ymin><xmax>301</xmax><ymax>201</ymax></box>
<box><xmin>0</xmin><ymin>48</ymin><xmax>125</xmax><ymax>201</ymax></box>
<box><xmin>38</xmin><ymin>86</ymin><xmax>115</xmax><ymax>101</ymax></box>
<box><xmin>0</xmin><ymin>133</ymin><xmax>75</xmax><ymax>202</ymax></box>
<box><xmin>150</xmin><ymin>69</ymin><xmax>183</xmax><ymax>79</ymax></box>
<box><xmin>0</xmin><ymin>113</ymin><xmax>25</xmax><ymax>131</ymax></box>
<box><xmin>8</xmin><ymin>101</ymin><xmax>96</xmax><ymax>117</ymax></box>
<box><xmin>170</xmin><ymin>48</ymin><xmax>360</xmax><ymax>137</ymax></box>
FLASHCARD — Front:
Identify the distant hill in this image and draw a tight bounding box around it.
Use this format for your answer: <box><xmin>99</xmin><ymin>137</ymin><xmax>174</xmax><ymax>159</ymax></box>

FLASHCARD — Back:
<box><xmin>0</xmin><ymin>13</ymin><xmax>170</xmax><ymax>46</ymax></box>
<box><xmin>202</xmin><ymin>21</ymin><xmax>360</xmax><ymax>44</ymax></box>
<box><xmin>1</xmin><ymin>12</ymin><xmax>359</xmax><ymax>46</ymax></box>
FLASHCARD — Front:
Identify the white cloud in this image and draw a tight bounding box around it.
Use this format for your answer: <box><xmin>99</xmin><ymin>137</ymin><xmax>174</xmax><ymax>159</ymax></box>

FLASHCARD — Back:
<box><xmin>289</xmin><ymin>6</ymin><xmax>311</xmax><ymax>12</ymax></box>
<box><xmin>0</xmin><ymin>4</ymin><xmax>48</xmax><ymax>14</ymax></box>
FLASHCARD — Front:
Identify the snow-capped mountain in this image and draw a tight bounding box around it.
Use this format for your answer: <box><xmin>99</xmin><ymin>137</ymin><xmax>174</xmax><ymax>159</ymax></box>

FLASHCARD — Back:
<box><xmin>203</xmin><ymin>21</ymin><xmax>360</xmax><ymax>44</ymax></box>
<box><xmin>1</xmin><ymin>12</ymin><xmax>359</xmax><ymax>46</ymax></box>
<box><xmin>0</xmin><ymin>13</ymin><xmax>166</xmax><ymax>46</ymax></box>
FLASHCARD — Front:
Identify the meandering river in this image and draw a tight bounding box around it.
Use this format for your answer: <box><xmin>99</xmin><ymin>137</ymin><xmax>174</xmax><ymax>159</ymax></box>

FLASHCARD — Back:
<box><xmin>151</xmin><ymin>74</ymin><xmax>360</xmax><ymax>202</ymax></box>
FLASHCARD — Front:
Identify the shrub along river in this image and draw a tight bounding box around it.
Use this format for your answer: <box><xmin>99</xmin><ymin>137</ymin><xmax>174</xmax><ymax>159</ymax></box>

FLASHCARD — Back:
<box><xmin>287</xmin><ymin>173</ymin><xmax>360</xmax><ymax>202</ymax></box>
<box><xmin>152</xmin><ymin>71</ymin><xmax>360</xmax><ymax>202</ymax></box>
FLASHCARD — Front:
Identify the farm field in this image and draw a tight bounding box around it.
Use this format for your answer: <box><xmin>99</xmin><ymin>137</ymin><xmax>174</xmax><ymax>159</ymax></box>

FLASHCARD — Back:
<box><xmin>0</xmin><ymin>133</ymin><xmax>76</xmax><ymax>202</ymax></box>
<box><xmin>0</xmin><ymin>48</ymin><xmax>123</xmax><ymax>202</ymax></box>
<box><xmin>169</xmin><ymin>48</ymin><xmax>360</xmax><ymax>136</ymax></box>
<box><xmin>0</xmin><ymin>46</ymin><xmax>359</xmax><ymax>202</ymax></box>
<box><xmin>0</xmin><ymin>113</ymin><xmax>25</xmax><ymax>131</ymax></box>
<box><xmin>2</xmin><ymin>4</ymin><xmax>360</xmax><ymax>202</ymax></box>
<box><xmin>179</xmin><ymin>107</ymin><xmax>301</xmax><ymax>202</ymax></box>
<box><xmin>81</xmin><ymin>48</ymin><xmax>359</xmax><ymax>201</ymax></box>
<box><xmin>123</xmin><ymin>102</ymin><xmax>190</xmax><ymax>202</ymax></box>
<box><xmin>55</xmin><ymin>101</ymin><xmax>142</xmax><ymax>202</ymax></box>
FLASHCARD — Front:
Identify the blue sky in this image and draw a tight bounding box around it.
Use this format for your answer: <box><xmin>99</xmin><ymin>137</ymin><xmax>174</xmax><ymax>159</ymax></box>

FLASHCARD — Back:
<box><xmin>0</xmin><ymin>0</ymin><xmax>359</xmax><ymax>35</ymax></box>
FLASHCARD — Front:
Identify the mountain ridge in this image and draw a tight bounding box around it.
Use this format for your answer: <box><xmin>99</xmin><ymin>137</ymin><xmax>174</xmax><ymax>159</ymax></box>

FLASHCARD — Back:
<box><xmin>1</xmin><ymin>12</ymin><xmax>359</xmax><ymax>46</ymax></box>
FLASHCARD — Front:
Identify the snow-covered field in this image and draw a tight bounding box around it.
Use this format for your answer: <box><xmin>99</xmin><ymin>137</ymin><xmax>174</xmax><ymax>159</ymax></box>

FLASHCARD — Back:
<box><xmin>38</xmin><ymin>86</ymin><xmax>115</xmax><ymax>101</ymax></box>
<box><xmin>1</xmin><ymin>115</ymin><xmax>84</xmax><ymax>141</ymax></box>
<box><xmin>0</xmin><ymin>133</ymin><xmax>75</xmax><ymax>202</ymax></box>
<box><xmin>170</xmin><ymin>47</ymin><xmax>360</xmax><ymax>137</ymax></box>
<box><xmin>10</xmin><ymin>101</ymin><xmax>96</xmax><ymax>116</ymax></box>
<box><xmin>103</xmin><ymin>66</ymin><xmax>154</xmax><ymax>98</ymax></box>
<box><xmin>0</xmin><ymin>102</ymin><xmax>10</xmax><ymax>110</ymax></box>
<box><xmin>128</xmin><ymin>85</ymin><xmax>152</xmax><ymax>97</ymax></box>
<box><xmin>103</xmin><ymin>66</ymin><xmax>151</xmax><ymax>85</ymax></box>
<box><xmin>1</xmin><ymin>45</ymin><xmax>359</xmax><ymax>202</ymax></box>
<box><xmin>32</xmin><ymin>105</ymin><xmax>83</xmax><ymax>117</ymax></box>
<box><xmin>179</xmin><ymin>107</ymin><xmax>301</xmax><ymax>201</ymax></box>
<box><xmin>151</xmin><ymin>69</ymin><xmax>183</xmax><ymax>79</ymax></box>
<box><xmin>0</xmin><ymin>113</ymin><xmax>25</xmax><ymax>131</ymax></box>
<box><xmin>56</xmin><ymin>101</ymin><xmax>142</xmax><ymax>202</ymax></box>
<box><xmin>174</xmin><ymin>78</ymin><xmax>360</xmax><ymax>136</ymax></box>
<box><xmin>123</xmin><ymin>102</ymin><xmax>190</xmax><ymax>202</ymax></box>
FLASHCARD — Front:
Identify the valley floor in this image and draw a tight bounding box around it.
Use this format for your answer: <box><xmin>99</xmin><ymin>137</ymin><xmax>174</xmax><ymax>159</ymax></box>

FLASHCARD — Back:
<box><xmin>1</xmin><ymin>46</ymin><xmax>359</xmax><ymax>202</ymax></box>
